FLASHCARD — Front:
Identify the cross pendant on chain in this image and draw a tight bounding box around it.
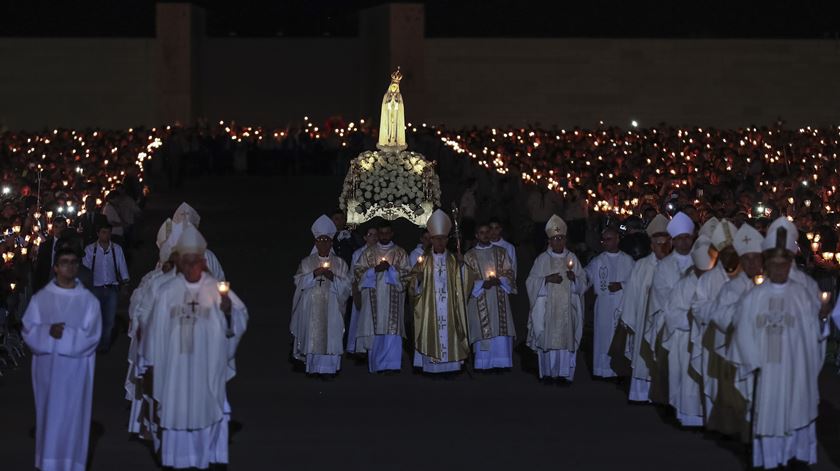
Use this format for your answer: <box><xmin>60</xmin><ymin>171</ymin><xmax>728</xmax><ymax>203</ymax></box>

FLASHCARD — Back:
<box><xmin>187</xmin><ymin>299</ymin><xmax>200</xmax><ymax>313</ymax></box>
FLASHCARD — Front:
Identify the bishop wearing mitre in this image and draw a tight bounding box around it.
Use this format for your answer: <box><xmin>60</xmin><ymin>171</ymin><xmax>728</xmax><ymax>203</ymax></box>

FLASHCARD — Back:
<box><xmin>526</xmin><ymin>215</ymin><xmax>587</xmax><ymax>381</ymax></box>
<box><xmin>290</xmin><ymin>215</ymin><xmax>351</xmax><ymax>375</ymax></box>
<box><xmin>144</xmin><ymin>222</ymin><xmax>248</xmax><ymax>470</ymax></box>
<box><xmin>730</xmin><ymin>217</ymin><xmax>829</xmax><ymax>469</ymax></box>
<box><xmin>410</xmin><ymin>209</ymin><xmax>470</xmax><ymax>373</ymax></box>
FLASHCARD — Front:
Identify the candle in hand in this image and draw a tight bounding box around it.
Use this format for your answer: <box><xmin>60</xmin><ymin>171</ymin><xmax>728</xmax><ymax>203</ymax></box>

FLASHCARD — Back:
<box><xmin>821</xmin><ymin>291</ymin><xmax>831</xmax><ymax>304</ymax></box>
<box><xmin>753</xmin><ymin>275</ymin><xmax>765</xmax><ymax>285</ymax></box>
<box><xmin>417</xmin><ymin>255</ymin><xmax>424</xmax><ymax>264</ymax></box>
<box><xmin>567</xmin><ymin>258</ymin><xmax>574</xmax><ymax>270</ymax></box>
<box><xmin>322</xmin><ymin>261</ymin><xmax>330</xmax><ymax>269</ymax></box>
<box><xmin>488</xmin><ymin>270</ymin><xmax>496</xmax><ymax>278</ymax></box>
<box><xmin>217</xmin><ymin>281</ymin><xmax>230</xmax><ymax>296</ymax></box>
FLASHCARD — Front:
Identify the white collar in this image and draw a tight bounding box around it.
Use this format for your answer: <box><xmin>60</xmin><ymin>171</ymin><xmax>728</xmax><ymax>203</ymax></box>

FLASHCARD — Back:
<box><xmin>378</xmin><ymin>241</ymin><xmax>395</xmax><ymax>249</ymax></box>
<box><xmin>475</xmin><ymin>243</ymin><xmax>493</xmax><ymax>250</ymax></box>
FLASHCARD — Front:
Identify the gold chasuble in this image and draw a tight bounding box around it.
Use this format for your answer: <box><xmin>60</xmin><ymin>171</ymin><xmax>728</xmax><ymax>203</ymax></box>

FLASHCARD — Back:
<box><xmin>409</xmin><ymin>251</ymin><xmax>471</xmax><ymax>362</ymax></box>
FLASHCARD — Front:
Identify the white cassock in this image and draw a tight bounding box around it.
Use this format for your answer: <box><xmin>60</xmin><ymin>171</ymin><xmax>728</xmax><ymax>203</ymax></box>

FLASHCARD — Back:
<box><xmin>290</xmin><ymin>253</ymin><xmax>351</xmax><ymax>374</ymax></box>
<box><xmin>729</xmin><ymin>280</ymin><xmax>826</xmax><ymax>468</ymax></box>
<box><xmin>22</xmin><ymin>281</ymin><xmax>101</xmax><ymax>471</ymax></box>
<box><xmin>409</xmin><ymin>243</ymin><xmax>424</xmax><ymax>267</ymax></box>
<box><xmin>688</xmin><ymin>263</ymin><xmax>730</xmax><ymax>420</ymax></box>
<box><xmin>345</xmin><ymin>245</ymin><xmax>369</xmax><ymax>353</ymax></box>
<box><xmin>526</xmin><ymin>249</ymin><xmax>587</xmax><ymax>380</ymax></box>
<box><xmin>661</xmin><ymin>271</ymin><xmax>704</xmax><ymax>427</ymax></box>
<box><xmin>619</xmin><ymin>252</ymin><xmax>660</xmax><ymax>401</ymax></box>
<box><xmin>585</xmin><ymin>250</ymin><xmax>634</xmax><ymax>378</ymax></box>
<box><xmin>413</xmin><ymin>252</ymin><xmax>464</xmax><ymax>372</ymax></box>
<box><xmin>145</xmin><ymin>272</ymin><xmax>248</xmax><ymax>469</ymax></box>
<box><xmin>205</xmin><ymin>248</ymin><xmax>225</xmax><ymax>281</ymax></box>
<box><xmin>354</xmin><ymin>242</ymin><xmax>408</xmax><ymax>373</ymax></box>
<box><xmin>491</xmin><ymin>237</ymin><xmax>518</xmax><ymax>286</ymax></box>
<box><xmin>465</xmin><ymin>245</ymin><xmax>516</xmax><ymax>370</ymax></box>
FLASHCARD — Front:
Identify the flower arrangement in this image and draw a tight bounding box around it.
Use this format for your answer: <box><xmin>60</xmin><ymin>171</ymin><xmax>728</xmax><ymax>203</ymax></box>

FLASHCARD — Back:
<box><xmin>339</xmin><ymin>149</ymin><xmax>441</xmax><ymax>226</ymax></box>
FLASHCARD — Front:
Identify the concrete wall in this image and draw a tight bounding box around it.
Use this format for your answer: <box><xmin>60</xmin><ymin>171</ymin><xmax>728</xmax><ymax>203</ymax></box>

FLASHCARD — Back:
<box><xmin>1</xmin><ymin>4</ymin><xmax>839</xmax><ymax>130</ymax></box>
<box><xmin>423</xmin><ymin>38</ymin><xmax>840</xmax><ymax>128</ymax></box>
<box><xmin>0</xmin><ymin>38</ymin><xmax>156</xmax><ymax>130</ymax></box>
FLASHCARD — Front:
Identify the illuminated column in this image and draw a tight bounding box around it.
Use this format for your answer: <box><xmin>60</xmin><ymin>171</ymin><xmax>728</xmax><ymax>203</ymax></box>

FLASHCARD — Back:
<box><xmin>155</xmin><ymin>3</ymin><xmax>204</xmax><ymax>125</ymax></box>
<box><xmin>360</xmin><ymin>3</ymin><xmax>426</xmax><ymax>124</ymax></box>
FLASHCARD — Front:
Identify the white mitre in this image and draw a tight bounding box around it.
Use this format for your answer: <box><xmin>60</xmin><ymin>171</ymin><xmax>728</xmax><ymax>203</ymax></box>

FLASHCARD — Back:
<box><xmin>311</xmin><ymin>214</ymin><xmax>337</xmax><ymax>239</ymax></box>
<box><xmin>427</xmin><ymin>209</ymin><xmax>452</xmax><ymax>237</ymax></box>
<box><xmin>691</xmin><ymin>235</ymin><xmax>715</xmax><ymax>271</ymax></box>
<box><xmin>156</xmin><ymin>218</ymin><xmax>173</xmax><ymax>249</ymax></box>
<box><xmin>545</xmin><ymin>214</ymin><xmax>567</xmax><ymax>237</ymax></box>
<box><xmin>174</xmin><ymin>222</ymin><xmax>207</xmax><ymax>256</ymax></box>
<box><xmin>173</xmin><ymin>202</ymin><xmax>201</xmax><ymax>227</ymax></box>
<box><xmin>733</xmin><ymin>223</ymin><xmax>763</xmax><ymax>256</ymax></box>
<box><xmin>667</xmin><ymin>211</ymin><xmax>694</xmax><ymax>238</ymax></box>
<box><xmin>711</xmin><ymin>219</ymin><xmax>737</xmax><ymax>251</ymax></box>
<box><xmin>698</xmin><ymin>217</ymin><xmax>719</xmax><ymax>240</ymax></box>
<box><xmin>646</xmin><ymin>214</ymin><xmax>670</xmax><ymax>237</ymax></box>
<box><xmin>762</xmin><ymin>216</ymin><xmax>798</xmax><ymax>254</ymax></box>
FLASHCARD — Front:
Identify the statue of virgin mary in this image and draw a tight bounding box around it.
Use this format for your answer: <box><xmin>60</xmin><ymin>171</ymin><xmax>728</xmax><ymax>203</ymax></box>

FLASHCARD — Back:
<box><xmin>376</xmin><ymin>67</ymin><xmax>407</xmax><ymax>151</ymax></box>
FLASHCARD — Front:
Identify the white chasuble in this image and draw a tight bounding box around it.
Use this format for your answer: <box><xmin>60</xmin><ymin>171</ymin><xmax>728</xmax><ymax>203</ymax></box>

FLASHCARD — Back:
<box><xmin>585</xmin><ymin>250</ymin><xmax>634</xmax><ymax>378</ymax></box>
<box><xmin>618</xmin><ymin>252</ymin><xmax>659</xmax><ymax>401</ymax></box>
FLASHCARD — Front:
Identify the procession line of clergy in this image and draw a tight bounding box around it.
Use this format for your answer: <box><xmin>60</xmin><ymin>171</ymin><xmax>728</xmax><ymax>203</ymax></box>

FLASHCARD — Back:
<box><xmin>291</xmin><ymin>210</ymin><xmax>602</xmax><ymax>380</ymax></box>
<box><xmin>615</xmin><ymin>211</ymin><xmax>832</xmax><ymax>469</ymax></box>
<box><xmin>125</xmin><ymin>203</ymin><xmax>248</xmax><ymax>470</ymax></box>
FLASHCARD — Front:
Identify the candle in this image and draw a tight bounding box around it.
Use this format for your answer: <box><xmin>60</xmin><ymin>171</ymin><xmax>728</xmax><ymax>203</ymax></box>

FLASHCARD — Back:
<box><xmin>753</xmin><ymin>275</ymin><xmax>765</xmax><ymax>285</ymax></box>
<box><xmin>46</xmin><ymin>211</ymin><xmax>53</xmax><ymax>219</ymax></box>
<box><xmin>567</xmin><ymin>258</ymin><xmax>574</xmax><ymax>270</ymax></box>
<box><xmin>9</xmin><ymin>282</ymin><xmax>15</xmax><ymax>291</ymax></box>
<box><xmin>822</xmin><ymin>252</ymin><xmax>833</xmax><ymax>261</ymax></box>
<box><xmin>488</xmin><ymin>270</ymin><xmax>496</xmax><ymax>278</ymax></box>
<box><xmin>12</xmin><ymin>225</ymin><xmax>20</xmax><ymax>233</ymax></box>
<box><xmin>322</xmin><ymin>261</ymin><xmax>330</xmax><ymax>269</ymax></box>
<box><xmin>821</xmin><ymin>291</ymin><xmax>831</xmax><ymax>304</ymax></box>
<box><xmin>417</xmin><ymin>255</ymin><xmax>424</xmax><ymax>264</ymax></box>
<box><xmin>20</xmin><ymin>247</ymin><xmax>27</xmax><ymax>256</ymax></box>
<box><xmin>217</xmin><ymin>281</ymin><xmax>230</xmax><ymax>295</ymax></box>
<box><xmin>811</xmin><ymin>242</ymin><xmax>820</xmax><ymax>253</ymax></box>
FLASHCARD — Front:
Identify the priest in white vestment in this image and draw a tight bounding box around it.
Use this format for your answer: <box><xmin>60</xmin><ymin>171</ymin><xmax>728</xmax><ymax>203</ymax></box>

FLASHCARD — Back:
<box><xmin>126</xmin><ymin>218</ymin><xmax>179</xmax><ymax>436</ymax></box>
<box><xmin>705</xmin><ymin>223</ymin><xmax>763</xmax><ymax>439</ymax></box>
<box><xmin>464</xmin><ymin>222</ymin><xmax>516</xmax><ymax>370</ymax></box>
<box><xmin>171</xmin><ymin>202</ymin><xmax>226</xmax><ymax>281</ymax></box>
<box><xmin>526</xmin><ymin>215</ymin><xmax>587</xmax><ymax>381</ymax></box>
<box><xmin>409</xmin><ymin>229</ymin><xmax>430</xmax><ymax>267</ymax></box>
<box><xmin>621</xmin><ymin>214</ymin><xmax>671</xmax><ymax>401</ymax></box>
<box><xmin>690</xmin><ymin>219</ymin><xmax>739</xmax><ymax>422</ymax></box>
<box><xmin>409</xmin><ymin>209</ymin><xmax>470</xmax><ymax>373</ymax></box>
<box><xmin>290</xmin><ymin>215</ymin><xmax>351</xmax><ymax>374</ymax></box>
<box><xmin>346</xmin><ymin>226</ymin><xmax>378</xmax><ymax>353</ymax></box>
<box><xmin>643</xmin><ymin>211</ymin><xmax>695</xmax><ymax>403</ymax></box>
<box><xmin>23</xmin><ymin>247</ymin><xmax>102</xmax><ymax>471</ymax></box>
<box><xmin>145</xmin><ymin>223</ymin><xmax>248</xmax><ymax>469</ymax></box>
<box><xmin>585</xmin><ymin>226</ymin><xmax>634</xmax><ymax>378</ymax></box>
<box><xmin>661</xmin><ymin>235</ymin><xmax>715</xmax><ymax>427</ymax></box>
<box><xmin>353</xmin><ymin>221</ymin><xmax>409</xmax><ymax>373</ymax></box>
<box><xmin>729</xmin><ymin>217</ymin><xmax>828</xmax><ymax>469</ymax></box>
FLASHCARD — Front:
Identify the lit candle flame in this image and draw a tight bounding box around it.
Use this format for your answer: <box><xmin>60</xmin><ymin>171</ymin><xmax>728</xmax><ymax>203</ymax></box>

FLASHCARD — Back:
<box><xmin>753</xmin><ymin>275</ymin><xmax>765</xmax><ymax>285</ymax></box>
<box><xmin>217</xmin><ymin>281</ymin><xmax>230</xmax><ymax>295</ymax></box>
<box><xmin>821</xmin><ymin>291</ymin><xmax>831</xmax><ymax>304</ymax></box>
<box><xmin>567</xmin><ymin>258</ymin><xmax>574</xmax><ymax>270</ymax></box>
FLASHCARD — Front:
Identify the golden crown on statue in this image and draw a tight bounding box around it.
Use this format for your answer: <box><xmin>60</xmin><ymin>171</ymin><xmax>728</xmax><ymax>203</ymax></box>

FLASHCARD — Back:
<box><xmin>338</xmin><ymin>68</ymin><xmax>441</xmax><ymax>227</ymax></box>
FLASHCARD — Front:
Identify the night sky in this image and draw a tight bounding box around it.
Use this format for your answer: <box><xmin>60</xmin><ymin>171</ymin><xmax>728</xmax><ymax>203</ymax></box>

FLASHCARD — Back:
<box><xmin>0</xmin><ymin>0</ymin><xmax>838</xmax><ymax>38</ymax></box>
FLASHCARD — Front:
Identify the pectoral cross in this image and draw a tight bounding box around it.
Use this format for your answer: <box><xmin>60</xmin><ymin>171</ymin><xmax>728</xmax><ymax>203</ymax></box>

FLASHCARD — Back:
<box><xmin>187</xmin><ymin>299</ymin><xmax>200</xmax><ymax>313</ymax></box>
<box><xmin>317</xmin><ymin>277</ymin><xmax>325</xmax><ymax>287</ymax></box>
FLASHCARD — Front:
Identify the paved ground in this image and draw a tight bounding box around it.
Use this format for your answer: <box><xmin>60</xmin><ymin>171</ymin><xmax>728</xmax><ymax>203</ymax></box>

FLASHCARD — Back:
<box><xmin>1</xmin><ymin>175</ymin><xmax>839</xmax><ymax>470</ymax></box>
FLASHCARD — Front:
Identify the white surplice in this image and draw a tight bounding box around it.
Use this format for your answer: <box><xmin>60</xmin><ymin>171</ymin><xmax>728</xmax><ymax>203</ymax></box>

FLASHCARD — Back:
<box><xmin>145</xmin><ymin>272</ymin><xmax>248</xmax><ymax>469</ymax></box>
<box><xmin>730</xmin><ymin>280</ymin><xmax>826</xmax><ymax>468</ymax></box>
<box><xmin>23</xmin><ymin>281</ymin><xmax>101</xmax><ymax>471</ymax></box>
<box><xmin>585</xmin><ymin>250</ymin><xmax>634</xmax><ymax>377</ymax></box>
<box><xmin>526</xmin><ymin>249</ymin><xmax>587</xmax><ymax>380</ymax></box>
<box><xmin>619</xmin><ymin>252</ymin><xmax>660</xmax><ymax>401</ymax></box>
<box><xmin>290</xmin><ymin>253</ymin><xmax>351</xmax><ymax>374</ymax></box>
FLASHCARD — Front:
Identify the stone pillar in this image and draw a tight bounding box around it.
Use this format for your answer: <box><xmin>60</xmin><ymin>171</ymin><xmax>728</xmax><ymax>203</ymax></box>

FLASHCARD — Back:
<box><xmin>359</xmin><ymin>3</ymin><xmax>426</xmax><ymax>124</ymax></box>
<box><xmin>155</xmin><ymin>3</ymin><xmax>204</xmax><ymax>125</ymax></box>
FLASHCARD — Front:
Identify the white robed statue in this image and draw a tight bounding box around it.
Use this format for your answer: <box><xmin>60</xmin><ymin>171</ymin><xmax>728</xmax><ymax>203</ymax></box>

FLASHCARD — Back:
<box><xmin>145</xmin><ymin>223</ymin><xmax>248</xmax><ymax>469</ymax></box>
<box><xmin>290</xmin><ymin>215</ymin><xmax>352</xmax><ymax>374</ymax></box>
<box><xmin>376</xmin><ymin>67</ymin><xmax>407</xmax><ymax>151</ymax></box>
